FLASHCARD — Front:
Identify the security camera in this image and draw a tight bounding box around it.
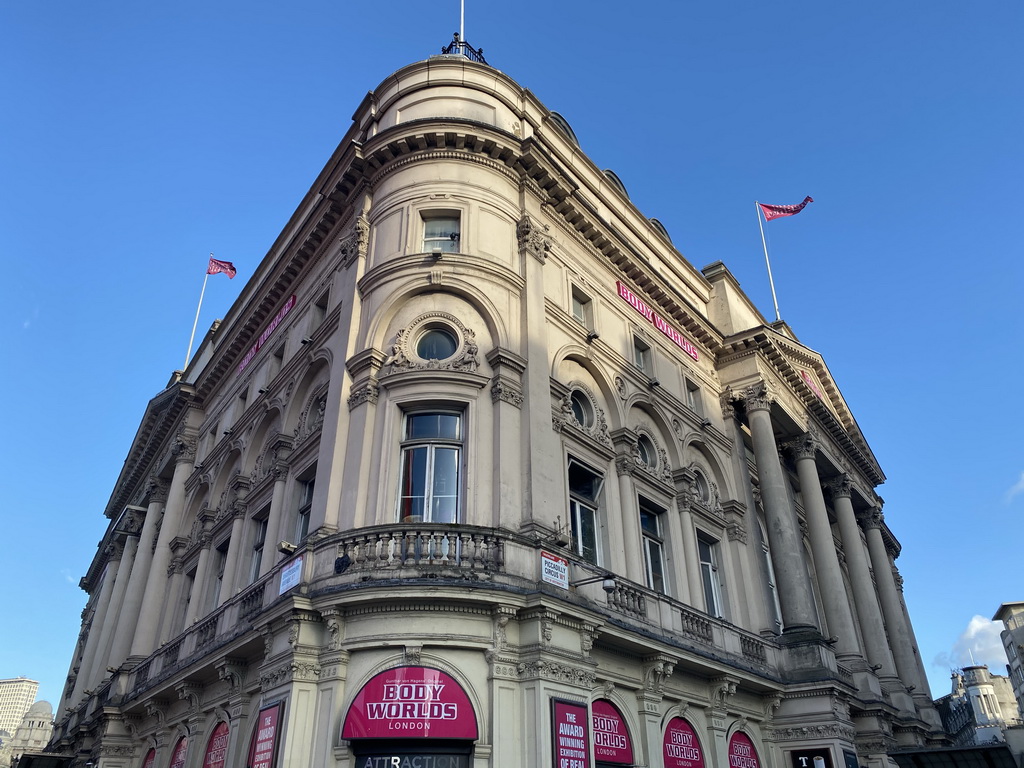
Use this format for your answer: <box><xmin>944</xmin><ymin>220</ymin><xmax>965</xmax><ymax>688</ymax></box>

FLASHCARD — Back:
<box><xmin>601</xmin><ymin>577</ymin><xmax>616</xmax><ymax>594</ymax></box>
<box><xmin>277</xmin><ymin>541</ymin><xmax>297</xmax><ymax>556</ymax></box>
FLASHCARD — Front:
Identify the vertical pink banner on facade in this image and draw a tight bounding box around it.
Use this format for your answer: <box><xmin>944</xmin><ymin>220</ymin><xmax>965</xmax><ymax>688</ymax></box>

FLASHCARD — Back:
<box><xmin>729</xmin><ymin>732</ymin><xmax>761</xmax><ymax>768</ymax></box>
<box><xmin>590</xmin><ymin>700</ymin><xmax>633</xmax><ymax>765</ymax></box>
<box><xmin>248</xmin><ymin>703</ymin><xmax>283</xmax><ymax>768</ymax></box>
<box><xmin>202</xmin><ymin>721</ymin><xmax>230</xmax><ymax>768</ymax></box>
<box><xmin>552</xmin><ymin>699</ymin><xmax>590</xmax><ymax>768</ymax></box>
<box><xmin>167</xmin><ymin>737</ymin><xmax>188</xmax><ymax>768</ymax></box>
<box><xmin>663</xmin><ymin>717</ymin><xmax>704</xmax><ymax>768</ymax></box>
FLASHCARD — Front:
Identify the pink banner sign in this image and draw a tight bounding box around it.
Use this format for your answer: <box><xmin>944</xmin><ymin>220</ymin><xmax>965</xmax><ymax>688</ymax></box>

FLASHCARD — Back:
<box><xmin>237</xmin><ymin>294</ymin><xmax>297</xmax><ymax>375</ymax></box>
<box><xmin>168</xmin><ymin>737</ymin><xmax>188</xmax><ymax>768</ymax></box>
<box><xmin>141</xmin><ymin>748</ymin><xmax>155</xmax><ymax>768</ymax></box>
<box><xmin>553</xmin><ymin>699</ymin><xmax>590</xmax><ymax>768</ymax></box>
<box><xmin>616</xmin><ymin>282</ymin><xmax>699</xmax><ymax>361</ymax></box>
<box><xmin>342</xmin><ymin>667</ymin><xmax>478</xmax><ymax>740</ymax></box>
<box><xmin>248</xmin><ymin>703</ymin><xmax>282</xmax><ymax>768</ymax></box>
<box><xmin>729</xmin><ymin>732</ymin><xmax>760</xmax><ymax>768</ymax></box>
<box><xmin>663</xmin><ymin>717</ymin><xmax>704</xmax><ymax>768</ymax></box>
<box><xmin>799</xmin><ymin>370</ymin><xmax>824</xmax><ymax>400</ymax></box>
<box><xmin>202</xmin><ymin>722</ymin><xmax>230</xmax><ymax>768</ymax></box>
<box><xmin>591</xmin><ymin>700</ymin><xmax>632</xmax><ymax>765</ymax></box>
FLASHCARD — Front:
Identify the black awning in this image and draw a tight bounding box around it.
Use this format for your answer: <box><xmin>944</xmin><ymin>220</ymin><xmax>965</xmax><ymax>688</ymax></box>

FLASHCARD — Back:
<box><xmin>890</xmin><ymin>744</ymin><xmax>1018</xmax><ymax>768</ymax></box>
<box><xmin>15</xmin><ymin>754</ymin><xmax>74</xmax><ymax>768</ymax></box>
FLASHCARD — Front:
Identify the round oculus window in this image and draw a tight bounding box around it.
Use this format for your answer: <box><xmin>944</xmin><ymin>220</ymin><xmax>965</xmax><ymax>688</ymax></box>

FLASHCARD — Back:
<box><xmin>637</xmin><ymin>435</ymin><xmax>656</xmax><ymax>469</ymax></box>
<box><xmin>416</xmin><ymin>327</ymin><xmax>458</xmax><ymax>360</ymax></box>
<box><xmin>569</xmin><ymin>390</ymin><xmax>594</xmax><ymax>428</ymax></box>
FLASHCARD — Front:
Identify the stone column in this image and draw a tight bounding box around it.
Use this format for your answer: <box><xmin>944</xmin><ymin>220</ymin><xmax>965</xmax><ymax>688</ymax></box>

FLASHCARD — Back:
<box><xmin>219</xmin><ymin>510</ymin><xmax>247</xmax><ymax>606</ymax></box>
<box><xmin>187</xmin><ymin>522</ymin><xmax>215</xmax><ymax>625</ymax></box>
<box><xmin>487</xmin><ymin>349</ymin><xmax>527</xmax><ymax>529</ymax></box>
<box><xmin>90</xmin><ymin>532</ymin><xmax>140</xmax><ymax>687</ymax></box>
<box><xmin>673</xmin><ymin>472</ymin><xmax>702</xmax><ymax>607</ymax></box>
<box><xmin>69</xmin><ymin>550</ymin><xmax>121</xmax><ymax>705</ymax></box>
<box><xmin>612</xmin><ymin>431</ymin><xmax>645</xmax><ymax>585</ymax></box>
<box><xmin>131</xmin><ymin>432</ymin><xmax>197</xmax><ymax>657</ymax></box>
<box><xmin>109</xmin><ymin>481</ymin><xmax>167</xmax><ymax>667</ymax></box>
<box><xmin>863</xmin><ymin>509</ymin><xmax>925</xmax><ymax>692</ymax></box>
<box><xmin>260</xmin><ymin>468</ymin><xmax>289</xmax><ymax>578</ymax></box>
<box><xmin>737</xmin><ymin>383</ymin><xmax>818</xmax><ymax>633</ymax></box>
<box><xmin>789</xmin><ymin>434</ymin><xmax>861</xmax><ymax>660</ymax></box>
<box><xmin>828</xmin><ymin>478</ymin><xmax>897</xmax><ymax>678</ymax></box>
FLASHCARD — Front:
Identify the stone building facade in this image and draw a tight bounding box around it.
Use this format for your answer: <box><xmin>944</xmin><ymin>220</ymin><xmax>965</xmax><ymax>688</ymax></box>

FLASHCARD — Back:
<box><xmin>50</xmin><ymin>46</ymin><xmax>942</xmax><ymax>768</ymax></box>
<box><xmin>995</xmin><ymin>604</ymin><xmax>1024</xmax><ymax>720</ymax></box>
<box><xmin>0</xmin><ymin>679</ymin><xmax>39</xmax><ymax>744</ymax></box>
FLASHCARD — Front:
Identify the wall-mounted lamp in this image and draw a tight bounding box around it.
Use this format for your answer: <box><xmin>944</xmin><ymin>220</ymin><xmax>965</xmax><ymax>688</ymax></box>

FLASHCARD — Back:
<box><xmin>258</xmin><ymin>387</ymin><xmax>269</xmax><ymax>395</ymax></box>
<box><xmin>700</xmin><ymin>417</ymin><xmax>711</xmax><ymax>429</ymax></box>
<box><xmin>648</xmin><ymin>378</ymin><xmax>660</xmax><ymax>388</ymax></box>
<box><xmin>570</xmin><ymin>573</ymin><xmax>617</xmax><ymax>594</ymax></box>
<box><xmin>431</xmin><ymin>247</ymin><xmax>444</xmax><ymax>260</ymax></box>
<box><xmin>300</xmin><ymin>337</ymin><xmax>314</xmax><ymax>345</ymax></box>
<box><xmin>277</xmin><ymin>540</ymin><xmax>297</xmax><ymax>556</ymax></box>
<box><xmin>585</xmin><ymin>331</ymin><xmax>600</xmax><ymax>343</ymax></box>
<box><xmin>223</xmin><ymin>429</ymin><xmax>232</xmax><ymax>436</ymax></box>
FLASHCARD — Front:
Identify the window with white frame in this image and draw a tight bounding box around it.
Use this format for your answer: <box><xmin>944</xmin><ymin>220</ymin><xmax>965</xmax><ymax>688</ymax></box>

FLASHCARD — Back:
<box><xmin>758</xmin><ymin>518</ymin><xmax>782</xmax><ymax>632</ymax></box>
<box><xmin>571</xmin><ymin>286</ymin><xmax>594</xmax><ymax>328</ymax></box>
<box><xmin>399</xmin><ymin>411</ymin><xmax>462</xmax><ymax>523</ymax></box>
<box><xmin>639</xmin><ymin>497</ymin><xmax>667</xmax><ymax>593</ymax></box>
<box><xmin>633</xmin><ymin>336</ymin><xmax>652</xmax><ymax>373</ymax></box>
<box><xmin>295</xmin><ymin>475</ymin><xmax>315</xmax><ymax>542</ymax></box>
<box><xmin>422</xmin><ymin>215</ymin><xmax>460</xmax><ymax>253</ymax></box>
<box><xmin>685</xmin><ymin>377</ymin><xmax>703</xmax><ymax>416</ymax></box>
<box><xmin>250</xmin><ymin>514</ymin><xmax>268</xmax><ymax>584</ymax></box>
<box><xmin>698</xmin><ymin>532</ymin><xmax>725</xmax><ymax>617</ymax></box>
<box><xmin>567</xmin><ymin>458</ymin><xmax>603</xmax><ymax>564</ymax></box>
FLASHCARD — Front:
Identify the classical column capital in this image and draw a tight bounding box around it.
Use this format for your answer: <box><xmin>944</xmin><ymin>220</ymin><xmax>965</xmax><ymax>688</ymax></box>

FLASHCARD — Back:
<box><xmin>171</xmin><ymin>430</ymin><xmax>198</xmax><ymax>464</ymax></box>
<box><xmin>823</xmin><ymin>473</ymin><xmax>852</xmax><ymax>499</ymax></box>
<box><xmin>785</xmin><ymin>432</ymin><xmax>819</xmax><ymax>461</ymax></box>
<box><xmin>730</xmin><ymin>381</ymin><xmax>774</xmax><ymax>413</ymax></box>
<box><xmin>517</xmin><ymin>214</ymin><xmax>552</xmax><ymax>262</ymax></box>
<box><xmin>858</xmin><ymin>507</ymin><xmax>884</xmax><ymax>530</ymax></box>
<box><xmin>146</xmin><ymin>476</ymin><xmax>170</xmax><ymax>505</ymax></box>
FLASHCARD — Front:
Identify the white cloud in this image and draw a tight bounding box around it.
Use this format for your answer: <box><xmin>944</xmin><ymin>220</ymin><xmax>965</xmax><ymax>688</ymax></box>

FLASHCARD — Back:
<box><xmin>932</xmin><ymin>616</ymin><xmax>1008</xmax><ymax>677</ymax></box>
<box><xmin>1004</xmin><ymin>471</ymin><xmax>1024</xmax><ymax>504</ymax></box>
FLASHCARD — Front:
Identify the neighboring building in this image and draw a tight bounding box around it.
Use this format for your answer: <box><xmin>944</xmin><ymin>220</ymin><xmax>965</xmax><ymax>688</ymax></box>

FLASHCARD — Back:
<box><xmin>0</xmin><ymin>680</ymin><xmax>38</xmax><ymax>744</ymax></box>
<box><xmin>995</xmin><ymin>603</ymin><xmax>1024</xmax><ymax>719</ymax></box>
<box><xmin>8</xmin><ymin>701</ymin><xmax>53</xmax><ymax>766</ymax></box>
<box><xmin>49</xmin><ymin>39</ymin><xmax>943</xmax><ymax>768</ymax></box>
<box><xmin>935</xmin><ymin>667</ymin><xmax>1022</xmax><ymax>746</ymax></box>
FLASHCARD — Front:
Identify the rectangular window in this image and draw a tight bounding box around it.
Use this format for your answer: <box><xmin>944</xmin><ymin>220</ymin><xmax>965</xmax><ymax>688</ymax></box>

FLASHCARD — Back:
<box><xmin>296</xmin><ymin>477</ymin><xmax>314</xmax><ymax>542</ymax></box>
<box><xmin>633</xmin><ymin>336</ymin><xmax>652</xmax><ymax>373</ymax></box>
<box><xmin>685</xmin><ymin>378</ymin><xmax>703</xmax><ymax>415</ymax></box>
<box><xmin>250</xmin><ymin>516</ymin><xmax>268</xmax><ymax>584</ymax></box>
<box><xmin>571</xmin><ymin>286</ymin><xmax>593</xmax><ymax>328</ymax></box>
<box><xmin>207</xmin><ymin>541</ymin><xmax>229</xmax><ymax>611</ymax></box>
<box><xmin>568</xmin><ymin>458</ymin><xmax>603</xmax><ymax>564</ymax></box>
<box><xmin>639</xmin><ymin>498</ymin><xmax>666</xmax><ymax>593</ymax></box>
<box><xmin>423</xmin><ymin>215</ymin><xmax>461</xmax><ymax>253</ymax></box>
<box><xmin>399</xmin><ymin>411</ymin><xmax>463</xmax><ymax>523</ymax></box>
<box><xmin>698</xmin><ymin>533</ymin><xmax>724</xmax><ymax>617</ymax></box>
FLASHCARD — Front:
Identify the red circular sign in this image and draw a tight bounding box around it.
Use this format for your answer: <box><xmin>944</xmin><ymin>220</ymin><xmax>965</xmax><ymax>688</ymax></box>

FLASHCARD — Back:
<box><xmin>591</xmin><ymin>700</ymin><xmax>633</xmax><ymax>765</ymax></box>
<box><xmin>728</xmin><ymin>732</ymin><xmax>760</xmax><ymax>768</ymax></box>
<box><xmin>663</xmin><ymin>717</ymin><xmax>704</xmax><ymax>768</ymax></box>
<box><xmin>342</xmin><ymin>666</ymin><xmax>478</xmax><ymax>740</ymax></box>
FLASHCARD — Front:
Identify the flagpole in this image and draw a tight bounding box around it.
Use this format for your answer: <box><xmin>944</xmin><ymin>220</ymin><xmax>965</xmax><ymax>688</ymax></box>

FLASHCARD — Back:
<box><xmin>185</xmin><ymin>256</ymin><xmax>212</xmax><ymax>369</ymax></box>
<box><xmin>756</xmin><ymin>202</ymin><xmax>782</xmax><ymax>322</ymax></box>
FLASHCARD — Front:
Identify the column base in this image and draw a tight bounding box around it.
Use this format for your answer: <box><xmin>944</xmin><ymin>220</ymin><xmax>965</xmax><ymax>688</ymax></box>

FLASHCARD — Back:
<box><xmin>778</xmin><ymin>627</ymin><xmax>839</xmax><ymax>681</ymax></box>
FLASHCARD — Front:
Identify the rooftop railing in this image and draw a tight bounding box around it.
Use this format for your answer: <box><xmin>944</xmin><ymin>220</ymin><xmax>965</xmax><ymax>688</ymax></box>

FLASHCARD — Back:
<box><xmin>440</xmin><ymin>33</ymin><xmax>487</xmax><ymax>64</ymax></box>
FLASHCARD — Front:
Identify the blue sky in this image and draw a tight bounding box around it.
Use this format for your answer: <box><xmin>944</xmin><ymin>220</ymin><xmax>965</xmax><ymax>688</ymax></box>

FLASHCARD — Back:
<box><xmin>2</xmin><ymin>2</ymin><xmax>1021</xmax><ymax>706</ymax></box>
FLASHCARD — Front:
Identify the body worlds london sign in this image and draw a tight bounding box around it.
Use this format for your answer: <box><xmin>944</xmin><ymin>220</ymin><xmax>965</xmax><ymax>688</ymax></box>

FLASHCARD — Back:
<box><xmin>616</xmin><ymin>282</ymin><xmax>700</xmax><ymax>362</ymax></box>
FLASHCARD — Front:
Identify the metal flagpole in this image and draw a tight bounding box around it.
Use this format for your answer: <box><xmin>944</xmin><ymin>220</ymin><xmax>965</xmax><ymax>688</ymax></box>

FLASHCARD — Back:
<box><xmin>460</xmin><ymin>0</ymin><xmax>465</xmax><ymax>42</ymax></box>
<box><xmin>756</xmin><ymin>202</ymin><xmax>782</xmax><ymax>322</ymax></box>
<box><xmin>184</xmin><ymin>256</ymin><xmax>212</xmax><ymax>369</ymax></box>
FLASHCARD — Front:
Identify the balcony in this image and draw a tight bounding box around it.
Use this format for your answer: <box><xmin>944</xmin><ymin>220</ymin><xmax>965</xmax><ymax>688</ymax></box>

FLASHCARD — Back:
<box><xmin>106</xmin><ymin>523</ymin><xmax>782</xmax><ymax>707</ymax></box>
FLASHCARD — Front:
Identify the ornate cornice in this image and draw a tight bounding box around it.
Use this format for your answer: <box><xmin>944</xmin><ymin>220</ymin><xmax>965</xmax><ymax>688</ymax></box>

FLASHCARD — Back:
<box><xmin>516</xmin><ymin>660</ymin><xmax>596</xmax><ymax>688</ymax></box>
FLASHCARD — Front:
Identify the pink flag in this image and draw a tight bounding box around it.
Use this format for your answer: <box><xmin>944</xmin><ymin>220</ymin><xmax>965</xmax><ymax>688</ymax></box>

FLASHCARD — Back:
<box><xmin>207</xmin><ymin>257</ymin><xmax>237</xmax><ymax>278</ymax></box>
<box><xmin>758</xmin><ymin>196</ymin><xmax>813</xmax><ymax>221</ymax></box>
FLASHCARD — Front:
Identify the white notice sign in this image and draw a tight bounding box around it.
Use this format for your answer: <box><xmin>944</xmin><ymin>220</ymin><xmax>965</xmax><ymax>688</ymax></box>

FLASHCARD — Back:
<box><xmin>541</xmin><ymin>551</ymin><xmax>569</xmax><ymax>589</ymax></box>
<box><xmin>279</xmin><ymin>555</ymin><xmax>303</xmax><ymax>594</ymax></box>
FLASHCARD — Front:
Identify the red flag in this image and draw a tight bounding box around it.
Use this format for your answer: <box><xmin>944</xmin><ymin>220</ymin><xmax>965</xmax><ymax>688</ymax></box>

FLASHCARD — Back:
<box><xmin>758</xmin><ymin>196</ymin><xmax>814</xmax><ymax>222</ymax></box>
<box><xmin>207</xmin><ymin>257</ymin><xmax>237</xmax><ymax>278</ymax></box>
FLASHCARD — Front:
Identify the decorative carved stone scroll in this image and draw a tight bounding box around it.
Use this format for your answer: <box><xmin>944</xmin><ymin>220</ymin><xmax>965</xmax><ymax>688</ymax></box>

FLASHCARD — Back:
<box><xmin>517</xmin><ymin>214</ymin><xmax>552</xmax><ymax>262</ymax></box>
